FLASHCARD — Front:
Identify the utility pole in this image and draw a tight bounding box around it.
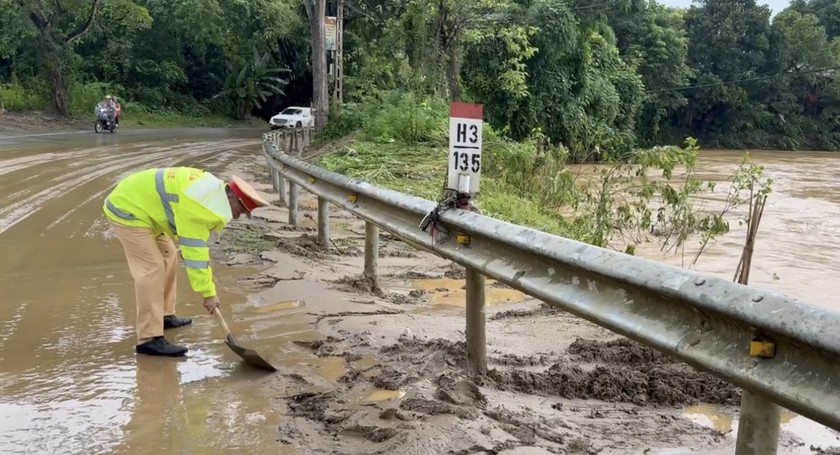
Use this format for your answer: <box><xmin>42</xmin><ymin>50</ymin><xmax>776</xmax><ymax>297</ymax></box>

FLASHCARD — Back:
<box><xmin>304</xmin><ymin>0</ymin><xmax>328</xmax><ymax>132</ymax></box>
<box><xmin>333</xmin><ymin>0</ymin><xmax>344</xmax><ymax>104</ymax></box>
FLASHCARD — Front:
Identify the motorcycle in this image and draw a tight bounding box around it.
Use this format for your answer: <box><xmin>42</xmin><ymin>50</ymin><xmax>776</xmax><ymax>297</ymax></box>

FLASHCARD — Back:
<box><xmin>95</xmin><ymin>104</ymin><xmax>117</xmax><ymax>134</ymax></box>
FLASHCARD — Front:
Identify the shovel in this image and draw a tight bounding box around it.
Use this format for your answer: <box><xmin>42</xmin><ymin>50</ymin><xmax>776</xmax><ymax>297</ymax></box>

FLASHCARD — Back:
<box><xmin>212</xmin><ymin>307</ymin><xmax>277</xmax><ymax>372</ymax></box>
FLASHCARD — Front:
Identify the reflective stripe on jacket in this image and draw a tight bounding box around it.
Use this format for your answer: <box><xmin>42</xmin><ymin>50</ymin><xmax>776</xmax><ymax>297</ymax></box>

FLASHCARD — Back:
<box><xmin>103</xmin><ymin>167</ymin><xmax>233</xmax><ymax>298</ymax></box>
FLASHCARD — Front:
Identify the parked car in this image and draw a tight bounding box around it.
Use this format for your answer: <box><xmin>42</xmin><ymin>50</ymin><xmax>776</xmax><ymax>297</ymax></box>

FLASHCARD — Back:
<box><xmin>269</xmin><ymin>106</ymin><xmax>315</xmax><ymax>129</ymax></box>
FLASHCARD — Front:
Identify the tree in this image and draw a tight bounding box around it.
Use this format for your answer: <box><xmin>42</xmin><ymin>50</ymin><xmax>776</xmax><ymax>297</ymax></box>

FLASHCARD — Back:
<box><xmin>462</xmin><ymin>0</ymin><xmax>645</xmax><ymax>158</ymax></box>
<box><xmin>16</xmin><ymin>0</ymin><xmax>103</xmax><ymax>116</ymax></box>
<box><xmin>609</xmin><ymin>2</ymin><xmax>694</xmax><ymax>145</ymax></box>
<box><xmin>680</xmin><ymin>0</ymin><xmax>773</xmax><ymax>140</ymax></box>
<box><xmin>766</xmin><ymin>8</ymin><xmax>840</xmax><ymax>148</ymax></box>
<box><xmin>790</xmin><ymin>0</ymin><xmax>840</xmax><ymax>40</ymax></box>
<box><xmin>214</xmin><ymin>48</ymin><xmax>290</xmax><ymax>119</ymax></box>
<box><xmin>303</xmin><ymin>0</ymin><xmax>328</xmax><ymax>132</ymax></box>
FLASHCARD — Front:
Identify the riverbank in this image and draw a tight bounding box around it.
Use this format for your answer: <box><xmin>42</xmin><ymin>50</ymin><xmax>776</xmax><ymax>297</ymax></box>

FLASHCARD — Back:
<box><xmin>0</xmin><ymin>110</ymin><xmax>265</xmax><ymax>134</ymax></box>
<box><xmin>208</xmin><ymin>156</ymin><xmax>837</xmax><ymax>454</ymax></box>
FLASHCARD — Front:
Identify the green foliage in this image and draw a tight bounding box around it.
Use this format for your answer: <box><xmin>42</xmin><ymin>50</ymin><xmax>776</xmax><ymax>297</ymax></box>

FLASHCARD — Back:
<box><xmin>317</xmin><ymin>94</ymin><xmax>754</xmax><ymax>261</ymax></box>
<box><xmin>359</xmin><ymin>92</ymin><xmax>449</xmax><ymax>144</ymax></box>
<box><xmin>1</xmin><ymin>0</ymin><xmax>839</xmax><ymax>151</ymax></box>
<box><xmin>321</xmin><ymin>91</ymin><xmax>449</xmax><ymax>144</ymax></box>
<box><xmin>214</xmin><ymin>48</ymin><xmax>290</xmax><ymax>119</ymax></box>
<box><xmin>0</xmin><ymin>82</ymin><xmax>47</xmax><ymax>111</ymax></box>
<box><xmin>318</xmin><ymin>138</ymin><xmax>576</xmax><ymax>236</ymax></box>
<box><xmin>68</xmin><ymin>82</ymin><xmax>117</xmax><ymax>116</ymax></box>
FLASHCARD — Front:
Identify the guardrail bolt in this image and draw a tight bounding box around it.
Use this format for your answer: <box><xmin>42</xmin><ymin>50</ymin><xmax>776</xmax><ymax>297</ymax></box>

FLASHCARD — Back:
<box><xmin>751</xmin><ymin>295</ymin><xmax>764</xmax><ymax>303</ymax></box>
<box><xmin>701</xmin><ymin>320</ymin><xmax>712</xmax><ymax>332</ymax></box>
<box><xmin>749</xmin><ymin>339</ymin><xmax>776</xmax><ymax>358</ymax></box>
<box><xmin>694</xmin><ymin>278</ymin><xmax>706</xmax><ymax>286</ymax></box>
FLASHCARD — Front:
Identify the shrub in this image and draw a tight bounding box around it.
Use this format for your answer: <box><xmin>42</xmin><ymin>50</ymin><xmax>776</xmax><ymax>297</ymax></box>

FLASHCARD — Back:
<box><xmin>0</xmin><ymin>82</ymin><xmax>47</xmax><ymax>111</ymax></box>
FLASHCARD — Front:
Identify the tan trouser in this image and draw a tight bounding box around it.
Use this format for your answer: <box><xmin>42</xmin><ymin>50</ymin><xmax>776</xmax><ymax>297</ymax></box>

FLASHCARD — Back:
<box><xmin>109</xmin><ymin>221</ymin><xmax>178</xmax><ymax>343</ymax></box>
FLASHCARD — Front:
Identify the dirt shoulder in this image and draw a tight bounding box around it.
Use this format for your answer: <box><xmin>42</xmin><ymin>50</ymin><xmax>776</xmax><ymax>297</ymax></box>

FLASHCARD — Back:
<box><xmin>210</xmin><ymin>159</ymin><xmax>834</xmax><ymax>455</ymax></box>
<box><xmin>0</xmin><ymin>110</ymin><xmax>89</xmax><ymax>133</ymax></box>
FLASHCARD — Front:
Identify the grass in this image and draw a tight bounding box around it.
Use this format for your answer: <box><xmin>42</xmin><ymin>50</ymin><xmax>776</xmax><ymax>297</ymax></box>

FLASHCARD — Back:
<box><xmin>318</xmin><ymin>140</ymin><xmax>577</xmax><ymax>237</ymax></box>
<box><xmin>219</xmin><ymin>224</ymin><xmax>275</xmax><ymax>256</ymax></box>
<box><xmin>313</xmin><ymin>90</ymin><xmax>584</xmax><ymax>238</ymax></box>
<box><xmin>118</xmin><ymin>112</ymin><xmax>265</xmax><ymax>129</ymax></box>
<box><xmin>312</xmin><ymin>90</ymin><xmax>754</xmax><ymax>260</ymax></box>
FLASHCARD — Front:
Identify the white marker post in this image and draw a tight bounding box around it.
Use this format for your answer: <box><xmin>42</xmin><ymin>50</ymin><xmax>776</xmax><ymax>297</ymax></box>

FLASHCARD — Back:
<box><xmin>447</xmin><ymin>102</ymin><xmax>483</xmax><ymax>195</ymax></box>
<box><xmin>447</xmin><ymin>102</ymin><xmax>486</xmax><ymax>376</ymax></box>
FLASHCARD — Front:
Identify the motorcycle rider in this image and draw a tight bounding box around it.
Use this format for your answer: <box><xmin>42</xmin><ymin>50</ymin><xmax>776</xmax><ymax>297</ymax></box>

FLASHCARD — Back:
<box><xmin>100</xmin><ymin>95</ymin><xmax>115</xmax><ymax>109</ymax></box>
<box><xmin>96</xmin><ymin>95</ymin><xmax>117</xmax><ymax>127</ymax></box>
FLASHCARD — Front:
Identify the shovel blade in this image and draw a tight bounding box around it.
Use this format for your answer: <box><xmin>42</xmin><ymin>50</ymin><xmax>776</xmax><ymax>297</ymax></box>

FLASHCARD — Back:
<box><xmin>224</xmin><ymin>334</ymin><xmax>277</xmax><ymax>372</ymax></box>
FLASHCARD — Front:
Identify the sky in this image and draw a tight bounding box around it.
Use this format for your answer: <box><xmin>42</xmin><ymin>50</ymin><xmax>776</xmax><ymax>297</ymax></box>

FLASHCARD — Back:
<box><xmin>658</xmin><ymin>0</ymin><xmax>792</xmax><ymax>15</ymax></box>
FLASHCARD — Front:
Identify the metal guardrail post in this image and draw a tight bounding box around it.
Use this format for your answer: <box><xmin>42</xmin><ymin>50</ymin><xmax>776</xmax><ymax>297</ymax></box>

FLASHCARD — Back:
<box><xmin>364</xmin><ymin>221</ymin><xmax>379</xmax><ymax>288</ymax></box>
<box><xmin>735</xmin><ymin>390</ymin><xmax>781</xmax><ymax>455</ymax></box>
<box><xmin>267</xmin><ymin>157</ymin><xmax>277</xmax><ymax>191</ymax></box>
<box><xmin>277</xmin><ymin>174</ymin><xmax>288</xmax><ymax>206</ymax></box>
<box><xmin>288</xmin><ymin>182</ymin><xmax>299</xmax><ymax>226</ymax></box>
<box><xmin>465</xmin><ymin>267</ymin><xmax>487</xmax><ymax>376</ymax></box>
<box><xmin>270</xmin><ymin>133</ymin><xmax>288</xmax><ymax>206</ymax></box>
<box><xmin>318</xmin><ymin>196</ymin><xmax>329</xmax><ymax>247</ymax></box>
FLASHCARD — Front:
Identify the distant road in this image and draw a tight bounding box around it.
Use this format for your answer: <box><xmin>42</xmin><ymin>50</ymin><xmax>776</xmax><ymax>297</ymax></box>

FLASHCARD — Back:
<box><xmin>0</xmin><ymin>127</ymin><xmax>267</xmax><ymax>153</ymax></box>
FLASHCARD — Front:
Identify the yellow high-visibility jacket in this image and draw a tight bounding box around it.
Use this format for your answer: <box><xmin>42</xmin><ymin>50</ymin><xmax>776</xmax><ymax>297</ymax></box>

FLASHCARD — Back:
<box><xmin>103</xmin><ymin>167</ymin><xmax>232</xmax><ymax>298</ymax></box>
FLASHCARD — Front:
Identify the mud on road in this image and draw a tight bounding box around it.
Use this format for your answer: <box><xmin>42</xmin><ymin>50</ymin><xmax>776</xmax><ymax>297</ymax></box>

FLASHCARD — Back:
<box><xmin>221</xmin><ymin>175</ymin><xmax>834</xmax><ymax>455</ymax></box>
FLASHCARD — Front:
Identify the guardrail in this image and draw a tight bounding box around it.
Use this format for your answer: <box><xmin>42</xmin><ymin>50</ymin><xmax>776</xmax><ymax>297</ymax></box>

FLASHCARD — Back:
<box><xmin>260</xmin><ymin>132</ymin><xmax>840</xmax><ymax>453</ymax></box>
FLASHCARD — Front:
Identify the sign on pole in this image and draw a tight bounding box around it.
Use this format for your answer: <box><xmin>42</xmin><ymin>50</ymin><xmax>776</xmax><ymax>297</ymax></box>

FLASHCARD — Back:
<box><xmin>325</xmin><ymin>16</ymin><xmax>337</xmax><ymax>51</ymax></box>
<box><xmin>447</xmin><ymin>102</ymin><xmax>483</xmax><ymax>194</ymax></box>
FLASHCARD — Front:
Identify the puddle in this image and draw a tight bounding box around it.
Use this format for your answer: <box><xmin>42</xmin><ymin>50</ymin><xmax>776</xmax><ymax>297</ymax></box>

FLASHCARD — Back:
<box><xmin>351</xmin><ymin>357</ymin><xmax>379</xmax><ymax>370</ymax></box>
<box><xmin>411</xmin><ymin>278</ymin><xmax>526</xmax><ymax>308</ymax></box>
<box><xmin>364</xmin><ymin>389</ymin><xmax>406</xmax><ymax>402</ymax></box>
<box><xmin>683</xmin><ymin>404</ymin><xmax>735</xmax><ymax>434</ymax></box>
<box><xmin>300</xmin><ymin>355</ymin><xmax>379</xmax><ymax>384</ymax></box>
<box><xmin>251</xmin><ymin>299</ymin><xmax>304</xmax><ymax>313</ymax></box>
<box><xmin>682</xmin><ymin>404</ymin><xmax>840</xmax><ymax>450</ymax></box>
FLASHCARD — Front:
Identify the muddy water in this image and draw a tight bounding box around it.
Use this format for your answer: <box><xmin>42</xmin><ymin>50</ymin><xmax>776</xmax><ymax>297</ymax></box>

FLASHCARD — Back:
<box><xmin>596</xmin><ymin>150</ymin><xmax>840</xmax><ymax>451</ymax></box>
<box><xmin>2</xmin><ymin>134</ymin><xmax>839</xmax><ymax>454</ymax></box>
<box><xmin>616</xmin><ymin>150</ymin><xmax>840</xmax><ymax>313</ymax></box>
<box><xmin>0</xmin><ymin>131</ymin><xmax>315</xmax><ymax>455</ymax></box>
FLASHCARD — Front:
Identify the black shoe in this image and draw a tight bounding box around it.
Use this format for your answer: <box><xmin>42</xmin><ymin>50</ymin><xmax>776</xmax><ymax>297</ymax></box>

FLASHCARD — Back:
<box><xmin>164</xmin><ymin>315</ymin><xmax>192</xmax><ymax>329</ymax></box>
<box><xmin>135</xmin><ymin>336</ymin><xmax>188</xmax><ymax>357</ymax></box>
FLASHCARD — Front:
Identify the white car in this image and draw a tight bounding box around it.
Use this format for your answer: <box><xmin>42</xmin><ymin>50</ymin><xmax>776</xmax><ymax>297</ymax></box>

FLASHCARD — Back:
<box><xmin>269</xmin><ymin>106</ymin><xmax>315</xmax><ymax>129</ymax></box>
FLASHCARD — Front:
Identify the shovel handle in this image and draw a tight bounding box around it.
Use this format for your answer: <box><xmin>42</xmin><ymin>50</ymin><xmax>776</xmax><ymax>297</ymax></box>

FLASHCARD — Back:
<box><xmin>213</xmin><ymin>307</ymin><xmax>232</xmax><ymax>337</ymax></box>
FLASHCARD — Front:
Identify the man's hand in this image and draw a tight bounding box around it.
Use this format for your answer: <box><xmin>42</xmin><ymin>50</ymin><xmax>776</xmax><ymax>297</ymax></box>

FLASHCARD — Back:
<box><xmin>203</xmin><ymin>296</ymin><xmax>220</xmax><ymax>314</ymax></box>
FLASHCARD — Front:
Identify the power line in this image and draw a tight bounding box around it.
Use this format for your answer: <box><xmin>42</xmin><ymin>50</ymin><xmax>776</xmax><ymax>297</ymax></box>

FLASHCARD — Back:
<box><xmin>647</xmin><ymin>65</ymin><xmax>840</xmax><ymax>94</ymax></box>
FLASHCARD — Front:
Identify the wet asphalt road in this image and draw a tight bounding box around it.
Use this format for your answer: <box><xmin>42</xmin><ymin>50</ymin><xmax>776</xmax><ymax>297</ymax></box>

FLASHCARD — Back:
<box><xmin>0</xmin><ymin>128</ymin><xmax>305</xmax><ymax>455</ymax></box>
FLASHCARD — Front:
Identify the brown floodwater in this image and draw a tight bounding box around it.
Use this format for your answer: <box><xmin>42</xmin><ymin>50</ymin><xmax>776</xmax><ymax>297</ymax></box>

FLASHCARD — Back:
<box><xmin>571</xmin><ymin>150</ymin><xmax>840</xmax><ymax>453</ymax></box>
<box><xmin>1</xmin><ymin>131</ymin><xmax>838</xmax><ymax>454</ymax></box>
<box><xmin>624</xmin><ymin>150</ymin><xmax>840</xmax><ymax>315</ymax></box>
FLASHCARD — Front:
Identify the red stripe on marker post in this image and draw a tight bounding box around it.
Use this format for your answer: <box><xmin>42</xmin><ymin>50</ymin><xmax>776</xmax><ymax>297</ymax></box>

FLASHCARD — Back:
<box><xmin>450</xmin><ymin>102</ymin><xmax>483</xmax><ymax>119</ymax></box>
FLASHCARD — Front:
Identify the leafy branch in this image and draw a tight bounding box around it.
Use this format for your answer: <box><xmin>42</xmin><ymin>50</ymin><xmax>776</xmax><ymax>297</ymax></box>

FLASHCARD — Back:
<box><xmin>213</xmin><ymin>47</ymin><xmax>290</xmax><ymax>119</ymax></box>
<box><xmin>573</xmin><ymin>137</ymin><xmax>772</xmax><ymax>267</ymax></box>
